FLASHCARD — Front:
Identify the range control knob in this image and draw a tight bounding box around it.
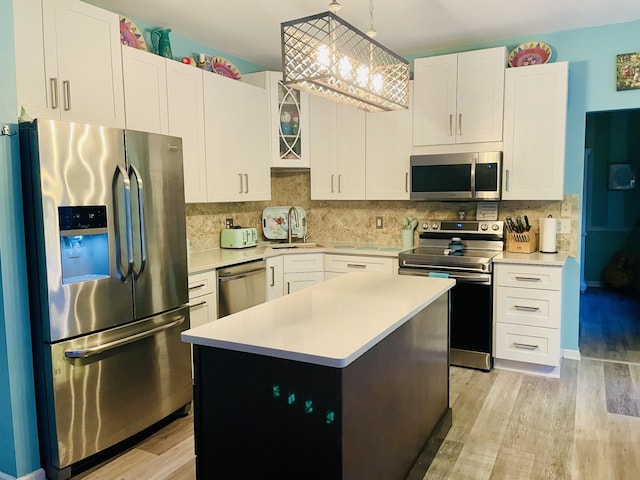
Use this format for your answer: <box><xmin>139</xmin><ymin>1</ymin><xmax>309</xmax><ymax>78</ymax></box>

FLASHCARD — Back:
<box><xmin>431</xmin><ymin>223</ymin><xmax>439</xmax><ymax>230</ymax></box>
<box><xmin>480</xmin><ymin>223</ymin><xmax>489</xmax><ymax>231</ymax></box>
<box><xmin>491</xmin><ymin>223</ymin><xmax>500</xmax><ymax>231</ymax></box>
<box><xmin>422</xmin><ymin>223</ymin><xmax>429</xmax><ymax>230</ymax></box>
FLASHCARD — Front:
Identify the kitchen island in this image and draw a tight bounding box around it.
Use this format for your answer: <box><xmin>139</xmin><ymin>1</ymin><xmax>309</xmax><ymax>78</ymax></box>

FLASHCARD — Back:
<box><xmin>182</xmin><ymin>272</ymin><xmax>455</xmax><ymax>480</ymax></box>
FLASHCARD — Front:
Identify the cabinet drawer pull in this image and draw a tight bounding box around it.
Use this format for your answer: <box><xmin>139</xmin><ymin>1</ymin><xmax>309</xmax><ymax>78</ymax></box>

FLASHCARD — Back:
<box><xmin>189</xmin><ymin>300</ymin><xmax>207</xmax><ymax>308</ymax></box>
<box><xmin>514</xmin><ymin>305</ymin><xmax>540</xmax><ymax>312</ymax></box>
<box><xmin>515</xmin><ymin>276</ymin><xmax>541</xmax><ymax>282</ymax></box>
<box><xmin>50</xmin><ymin>78</ymin><xmax>59</xmax><ymax>109</ymax></box>
<box><xmin>63</xmin><ymin>80</ymin><xmax>71</xmax><ymax>111</ymax></box>
<box><xmin>188</xmin><ymin>283</ymin><xmax>206</xmax><ymax>290</ymax></box>
<box><xmin>513</xmin><ymin>342</ymin><xmax>539</xmax><ymax>350</ymax></box>
<box><xmin>347</xmin><ymin>263</ymin><xmax>366</xmax><ymax>269</ymax></box>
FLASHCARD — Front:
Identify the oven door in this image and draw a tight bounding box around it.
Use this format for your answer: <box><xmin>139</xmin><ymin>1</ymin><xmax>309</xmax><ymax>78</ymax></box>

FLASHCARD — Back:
<box><xmin>399</xmin><ymin>267</ymin><xmax>493</xmax><ymax>371</ymax></box>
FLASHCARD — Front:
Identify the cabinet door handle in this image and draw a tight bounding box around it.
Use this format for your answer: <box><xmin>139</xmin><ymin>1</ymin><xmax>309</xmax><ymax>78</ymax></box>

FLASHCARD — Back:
<box><xmin>287</xmin><ymin>282</ymin><xmax>291</xmax><ymax>294</ymax></box>
<box><xmin>515</xmin><ymin>276</ymin><xmax>542</xmax><ymax>282</ymax></box>
<box><xmin>238</xmin><ymin>173</ymin><xmax>243</xmax><ymax>194</ymax></box>
<box><xmin>513</xmin><ymin>342</ymin><xmax>539</xmax><ymax>351</ymax></box>
<box><xmin>405</xmin><ymin>172</ymin><xmax>409</xmax><ymax>192</ymax></box>
<box><xmin>458</xmin><ymin>113</ymin><xmax>462</xmax><ymax>135</ymax></box>
<box><xmin>347</xmin><ymin>263</ymin><xmax>366</xmax><ymax>269</ymax></box>
<box><xmin>50</xmin><ymin>78</ymin><xmax>59</xmax><ymax>109</ymax></box>
<box><xmin>188</xmin><ymin>283</ymin><xmax>206</xmax><ymax>290</ymax></box>
<box><xmin>330</xmin><ymin>174</ymin><xmax>335</xmax><ymax>193</ymax></box>
<box><xmin>514</xmin><ymin>305</ymin><xmax>540</xmax><ymax>312</ymax></box>
<box><xmin>505</xmin><ymin>169</ymin><xmax>510</xmax><ymax>192</ymax></box>
<box><xmin>448</xmin><ymin>114</ymin><xmax>453</xmax><ymax>136</ymax></box>
<box><xmin>63</xmin><ymin>80</ymin><xmax>71</xmax><ymax>111</ymax></box>
<box><xmin>270</xmin><ymin>266</ymin><xmax>275</xmax><ymax>287</ymax></box>
<box><xmin>338</xmin><ymin>174</ymin><xmax>342</xmax><ymax>193</ymax></box>
<box><xmin>189</xmin><ymin>300</ymin><xmax>207</xmax><ymax>308</ymax></box>
<box><xmin>244</xmin><ymin>173</ymin><xmax>249</xmax><ymax>193</ymax></box>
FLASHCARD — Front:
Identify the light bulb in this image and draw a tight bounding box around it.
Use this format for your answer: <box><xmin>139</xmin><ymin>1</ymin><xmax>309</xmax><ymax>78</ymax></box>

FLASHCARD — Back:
<box><xmin>317</xmin><ymin>44</ymin><xmax>330</xmax><ymax>71</ymax></box>
<box><xmin>372</xmin><ymin>73</ymin><xmax>383</xmax><ymax>93</ymax></box>
<box><xmin>339</xmin><ymin>56</ymin><xmax>352</xmax><ymax>79</ymax></box>
<box><xmin>356</xmin><ymin>65</ymin><xmax>369</xmax><ymax>87</ymax></box>
<box><xmin>328</xmin><ymin>1</ymin><xmax>341</xmax><ymax>13</ymax></box>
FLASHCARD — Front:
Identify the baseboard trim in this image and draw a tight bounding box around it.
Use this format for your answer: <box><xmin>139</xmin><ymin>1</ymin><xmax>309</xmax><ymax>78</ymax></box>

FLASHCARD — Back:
<box><xmin>586</xmin><ymin>281</ymin><xmax>604</xmax><ymax>288</ymax></box>
<box><xmin>0</xmin><ymin>468</ymin><xmax>46</xmax><ymax>480</ymax></box>
<box><xmin>563</xmin><ymin>349</ymin><xmax>581</xmax><ymax>361</ymax></box>
<box><xmin>493</xmin><ymin>358</ymin><xmax>561</xmax><ymax>378</ymax></box>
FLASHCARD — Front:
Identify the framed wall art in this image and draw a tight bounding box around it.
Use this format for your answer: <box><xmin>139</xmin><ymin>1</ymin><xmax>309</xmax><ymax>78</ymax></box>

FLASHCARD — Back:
<box><xmin>616</xmin><ymin>52</ymin><xmax>640</xmax><ymax>91</ymax></box>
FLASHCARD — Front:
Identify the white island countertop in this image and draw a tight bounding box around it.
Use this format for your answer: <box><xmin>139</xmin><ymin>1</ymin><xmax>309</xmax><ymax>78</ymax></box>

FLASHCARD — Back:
<box><xmin>182</xmin><ymin>272</ymin><xmax>454</xmax><ymax>368</ymax></box>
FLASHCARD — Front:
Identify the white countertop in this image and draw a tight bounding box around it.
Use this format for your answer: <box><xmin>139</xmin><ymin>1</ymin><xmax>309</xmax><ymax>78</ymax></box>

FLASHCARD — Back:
<box><xmin>188</xmin><ymin>241</ymin><xmax>405</xmax><ymax>273</ymax></box>
<box><xmin>181</xmin><ymin>272</ymin><xmax>455</xmax><ymax>368</ymax></box>
<box><xmin>493</xmin><ymin>251</ymin><xmax>570</xmax><ymax>266</ymax></box>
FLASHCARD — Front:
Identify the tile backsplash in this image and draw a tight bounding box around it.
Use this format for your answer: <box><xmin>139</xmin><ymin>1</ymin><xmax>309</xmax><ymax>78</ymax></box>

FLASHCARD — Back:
<box><xmin>186</xmin><ymin>171</ymin><xmax>578</xmax><ymax>257</ymax></box>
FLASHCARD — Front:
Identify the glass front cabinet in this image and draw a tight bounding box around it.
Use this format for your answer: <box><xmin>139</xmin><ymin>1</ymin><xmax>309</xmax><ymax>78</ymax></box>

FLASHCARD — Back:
<box><xmin>245</xmin><ymin>71</ymin><xmax>310</xmax><ymax>168</ymax></box>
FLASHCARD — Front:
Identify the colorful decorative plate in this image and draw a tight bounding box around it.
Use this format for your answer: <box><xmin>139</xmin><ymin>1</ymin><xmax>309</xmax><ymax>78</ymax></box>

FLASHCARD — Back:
<box><xmin>209</xmin><ymin>56</ymin><xmax>242</xmax><ymax>80</ymax></box>
<box><xmin>119</xmin><ymin>16</ymin><xmax>146</xmax><ymax>51</ymax></box>
<box><xmin>508</xmin><ymin>42</ymin><xmax>552</xmax><ymax>67</ymax></box>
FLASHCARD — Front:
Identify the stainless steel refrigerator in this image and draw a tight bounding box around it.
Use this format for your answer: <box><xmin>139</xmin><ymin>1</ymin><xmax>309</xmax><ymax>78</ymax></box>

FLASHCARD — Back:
<box><xmin>19</xmin><ymin>119</ymin><xmax>192</xmax><ymax>480</ymax></box>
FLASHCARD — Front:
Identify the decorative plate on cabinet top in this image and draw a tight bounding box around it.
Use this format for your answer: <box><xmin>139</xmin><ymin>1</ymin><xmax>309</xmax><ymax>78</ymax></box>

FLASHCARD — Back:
<box><xmin>508</xmin><ymin>42</ymin><xmax>552</xmax><ymax>67</ymax></box>
<box><xmin>209</xmin><ymin>56</ymin><xmax>242</xmax><ymax>80</ymax></box>
<box><xmin>119</xmin><ymin>16</ymin><xmax>147</xmax><ymax>51</ymax></box>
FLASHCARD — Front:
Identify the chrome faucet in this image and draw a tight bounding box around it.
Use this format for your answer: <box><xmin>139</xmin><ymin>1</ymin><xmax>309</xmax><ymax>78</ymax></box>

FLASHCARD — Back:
<box><xmin>287</xmin><ymin>206</ymin><xmax>299</xmax><ymax>244</ymax></box>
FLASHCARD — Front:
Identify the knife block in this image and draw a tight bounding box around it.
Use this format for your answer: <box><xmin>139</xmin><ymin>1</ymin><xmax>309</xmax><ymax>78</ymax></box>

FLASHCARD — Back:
<box><xmin>506</xmin><ymin>231</ymin><xmax>538</xmax><ymax>253</ymax></box>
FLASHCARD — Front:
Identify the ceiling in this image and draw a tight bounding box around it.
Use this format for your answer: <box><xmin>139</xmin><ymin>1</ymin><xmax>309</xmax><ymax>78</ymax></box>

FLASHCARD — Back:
<box><xmin>87</xmin><ymin>0</ymin><xmax>640</xmax><ymax>70</ymax></box>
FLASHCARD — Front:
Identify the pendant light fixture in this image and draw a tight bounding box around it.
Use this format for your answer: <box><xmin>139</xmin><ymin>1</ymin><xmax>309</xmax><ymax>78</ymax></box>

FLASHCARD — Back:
<box><xmin>281</xmin><ymin>0</ymin><xmax>409</xmax><ymax>112</ymax></box>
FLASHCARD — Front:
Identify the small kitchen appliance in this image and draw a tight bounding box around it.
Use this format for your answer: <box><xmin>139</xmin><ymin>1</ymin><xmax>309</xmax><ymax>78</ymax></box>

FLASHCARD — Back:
<box><xmin>399</xmin><ymin>220</ymin><xmax>504</xmax><ymax>370</ymax></box>
<box><xmin>220</xmin><ymin>227</ymin><xmax>258</xmax><ymax>248</ymax></box>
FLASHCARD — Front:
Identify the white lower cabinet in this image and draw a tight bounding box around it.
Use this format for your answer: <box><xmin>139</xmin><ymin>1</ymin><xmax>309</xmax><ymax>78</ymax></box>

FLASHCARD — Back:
<box><xmin>188</xmin><ymin>270</ymin><xmax>217</xmax><ymax>327</ymax></box>
<box><xmin>266</xmin><ymin>256</ymin><xmax>284</xmax><ymax>300</ymax></box>
<box><xmin>493</xmin><ymin>262</ymin><xmax>564</xmax><ymax>376</ymax></box>
<box><xmin>283</xmin><ymin>254</ymin><xmax>324</xmax><ymax>294</ymax></box>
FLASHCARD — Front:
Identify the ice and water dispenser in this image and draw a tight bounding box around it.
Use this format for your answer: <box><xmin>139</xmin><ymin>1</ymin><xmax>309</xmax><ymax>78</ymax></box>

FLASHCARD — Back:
<box><xmin>59</xmin><ymin>206</ymin><xmax>109</xmax><ymax>284</ymax></box>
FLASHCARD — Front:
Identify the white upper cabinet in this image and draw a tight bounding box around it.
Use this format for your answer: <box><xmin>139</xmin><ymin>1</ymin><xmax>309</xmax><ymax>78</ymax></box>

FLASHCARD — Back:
<box><xmin>14</xmin><ymin>0</ymin><xmax>125</xmax><ymax>127</ymax></box>
<box><xmin>365</xmin><ymin>82</ymin><xmax>413</xmax><ymax>200</ymax></box>
<box><xmin>165</xmin><ymin>61</ymin><xmax>207</xmax><ymax>203</ymax></box>
<box><xmin>244</xmin><ymin>71</ymin><xmax>311</xmax><ymax>169</ymax></box>
<box><xmin>122</xmin><ymin>46</ymin><xmax>168</xmax><ymax>134</ymax></box>
<box><xmin>203</xmin><ymin>72</ymin><xmax>271</xmax><ymax>202</ymax></box>
<box><xmin>502</xmin><ymin>62</ymin><xmax>568</xmax><ymax>200</ymax></box>
<box><xmin>412</xmin><ymin>46</ymin><xmax>506</xmax><ymax>146</ymax></box>
<box><xmin>309</xmin><ymin>94</ymin><xmax>366</xmax><ymax>200</ymax></box>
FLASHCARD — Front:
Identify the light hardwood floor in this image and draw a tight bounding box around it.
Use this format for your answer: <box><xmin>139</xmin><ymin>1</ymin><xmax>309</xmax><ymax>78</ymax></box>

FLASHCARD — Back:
<box><xmin>71</xmin><ymin>359</ymin><xmax>640</xmax><ymax>480</ymax></box>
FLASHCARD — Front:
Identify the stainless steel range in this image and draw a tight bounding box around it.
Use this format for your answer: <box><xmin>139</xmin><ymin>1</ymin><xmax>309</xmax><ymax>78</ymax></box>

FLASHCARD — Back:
<box><xmin>399</xmin><ymin>220</ymin><xmax>504</xmax><ymax>371</ymax></box>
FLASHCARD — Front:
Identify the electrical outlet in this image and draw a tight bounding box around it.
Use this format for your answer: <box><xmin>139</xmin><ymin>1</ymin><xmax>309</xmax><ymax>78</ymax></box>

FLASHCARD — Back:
<box><xmin>561</xmin><ymin>202</ymin><xmax>571</xmax><ymax>218</ymax></box>
<box><xmin>557</xmin><ymin>219</ymin><xmax>571</xmax><ymax>234</ymax></box>
<box><xmin>225</xmin><ymin>218</ymin><xmax>233</xmax><ymax>228</ymax></box>
<box><xmin>375</xmin><ymin>216</ymin><xmax>383</xmax><ymax>229</ymax></box>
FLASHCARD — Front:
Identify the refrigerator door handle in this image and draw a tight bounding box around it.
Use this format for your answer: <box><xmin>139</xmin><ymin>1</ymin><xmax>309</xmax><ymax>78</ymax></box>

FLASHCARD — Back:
<box><xmin>129</xmin><ymin>164</ymin><xmax>147</xmax><ymax>279</ymax></box>
<box><xmin>112</xmin><ymin>164</ymin><xmax>134</xmax><ymax>282</ymax></box>
<box><xmin>63</xmin><ymin>315</ymin><xmax>186</xmax><ymax>359</ymax></box>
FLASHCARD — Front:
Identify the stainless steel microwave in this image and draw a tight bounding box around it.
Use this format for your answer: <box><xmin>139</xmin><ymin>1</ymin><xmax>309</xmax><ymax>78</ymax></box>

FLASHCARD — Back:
<box><xmin>410</xmin><ymin>152</ymin><xmax>502</xmax><ymax>201</ymax></box>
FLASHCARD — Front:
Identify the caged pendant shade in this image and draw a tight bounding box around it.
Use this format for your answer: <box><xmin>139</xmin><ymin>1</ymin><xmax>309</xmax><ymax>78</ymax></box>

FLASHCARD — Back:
<box><xmin>281</xmin><ymin>11</ymin><xmax>410</xmax><ymax>112</ymax></box>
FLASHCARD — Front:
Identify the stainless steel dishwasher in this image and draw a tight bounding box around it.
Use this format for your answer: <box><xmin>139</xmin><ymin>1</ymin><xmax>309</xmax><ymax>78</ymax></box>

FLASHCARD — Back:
<box><xmin>217</xmin><ymin>259</ymin><xmax>267</xmax><ymax>318</ymax></box>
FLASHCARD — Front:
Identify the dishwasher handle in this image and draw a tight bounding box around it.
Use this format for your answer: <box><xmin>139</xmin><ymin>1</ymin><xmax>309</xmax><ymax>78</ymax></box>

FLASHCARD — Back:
<box><xmin>218</xmin><ymin>267</ymin><xmax>266</xmax><ymax>282</ymax></box>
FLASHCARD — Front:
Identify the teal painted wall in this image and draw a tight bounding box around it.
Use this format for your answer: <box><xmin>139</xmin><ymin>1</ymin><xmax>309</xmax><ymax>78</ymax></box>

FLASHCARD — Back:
<box><xmin>0</xmin><ymin>0</ymin><xmax>42</xmax><ymax>477</ymax></box>
<box><xmin>408</xmin><ymin>20</ymin><xmax>640</xmax><ymax>351</ymax></box>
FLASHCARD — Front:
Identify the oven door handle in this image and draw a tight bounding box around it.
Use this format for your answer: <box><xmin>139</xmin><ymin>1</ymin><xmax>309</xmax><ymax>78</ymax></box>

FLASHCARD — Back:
<box><xmin>400</xmin><ymin>267</ymin><xmax>491</xmax><ymax>283</ymax></box>
<box><xmin>401</xmin><ymin>262</ymin><xmax>488</xmax><ymax>274</ymax></box>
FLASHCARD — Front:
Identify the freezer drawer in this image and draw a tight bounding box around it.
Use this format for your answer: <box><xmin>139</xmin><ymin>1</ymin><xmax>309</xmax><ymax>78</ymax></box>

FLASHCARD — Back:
<box><xmin>43</xmin><ymin>306</ymin><xmax>192</xmax><ymax>476</ymax></box>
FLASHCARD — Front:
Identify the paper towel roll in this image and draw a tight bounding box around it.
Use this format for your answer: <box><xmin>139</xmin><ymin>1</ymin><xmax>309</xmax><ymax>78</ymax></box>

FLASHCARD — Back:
<box><xmin>539</xmin><ymin>217</ymin><xmax>558</xmax><ymax>253</ymax></box>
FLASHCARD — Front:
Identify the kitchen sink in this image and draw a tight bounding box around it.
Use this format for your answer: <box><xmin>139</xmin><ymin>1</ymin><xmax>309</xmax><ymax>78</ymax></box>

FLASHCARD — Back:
<box><xmin>269</xmin><ymin>242</ymin><xmax>324</xmax><ymax>249</ymax></box>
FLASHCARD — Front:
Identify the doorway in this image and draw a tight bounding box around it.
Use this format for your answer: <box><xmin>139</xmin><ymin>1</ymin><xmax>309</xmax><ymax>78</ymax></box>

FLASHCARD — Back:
<box><xmin>580</xmin><ymin>109</ymin><xmax>640</xmax><ymax>364</ymax></box>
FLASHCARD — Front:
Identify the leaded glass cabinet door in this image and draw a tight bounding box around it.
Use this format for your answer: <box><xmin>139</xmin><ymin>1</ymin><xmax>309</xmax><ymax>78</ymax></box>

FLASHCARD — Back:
<box><xmin>275</xmin><ymin>78</ymin><xmax>310</xmax><ymax>168</ymax></box>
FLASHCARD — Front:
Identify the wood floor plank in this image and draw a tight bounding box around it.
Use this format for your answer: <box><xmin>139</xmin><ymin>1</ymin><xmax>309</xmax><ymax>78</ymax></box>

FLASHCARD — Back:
<box><xmin>603</xmin><ymin>362</ymin><xmax>640</xmax><ymax>417</ymax></box>
<box><xmin>488</xmin><ymin>446</ymin><xmax>534</xmax><ymax>480</ymax></box>
<box><xmin>422</xmin><ymin>440</ymin><xmax>464</xmax><ymax>480</ymax></box>
<box><xmin>138</xmin><ymin>413</ymin><xmax>194</xmax><ymax>455</ymax></box>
